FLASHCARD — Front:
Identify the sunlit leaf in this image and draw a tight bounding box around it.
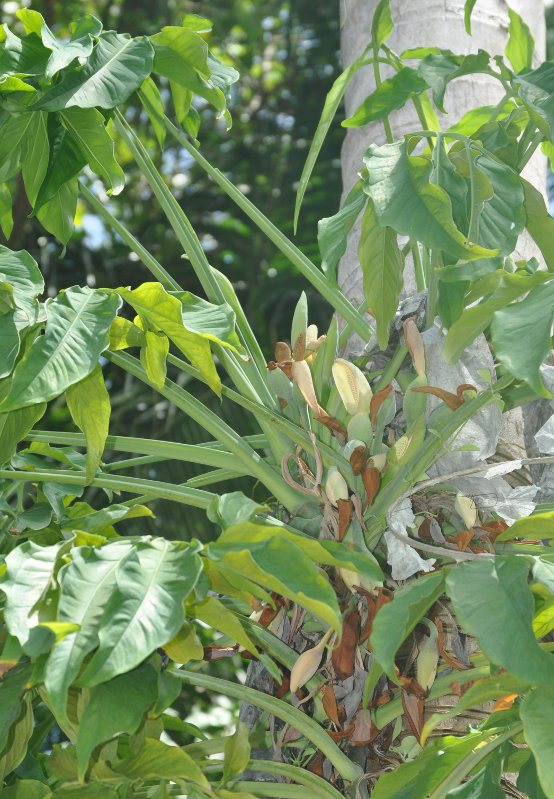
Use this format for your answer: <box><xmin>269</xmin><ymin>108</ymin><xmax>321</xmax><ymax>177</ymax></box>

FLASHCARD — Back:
<box><xmin>515</xmin><ymin>64</ymin><xmax>554</xmax><ymax>140</ymax></box>
<box><xmin>60</xmin><ymin>107</ymin><xmax>125</xmax><ymax>195</ymax></box>
<box><xmin>418</xmin><ymin>50</ymin><xmax>491</xmax><ymax>112</ymax></box>
<box><xmin>505</xmin><ymin>9</ymin><xmax>534</xmax><ymax>73</ymax></box>
<box><xmin>41</xmin><ymin>14</ymin><xmax>102</xmax><ymax>80</ymax></box>
<box><xmin>222</xmin><ymin>722</ymin><xmax>251</xmax><ymax>784</ymax></box>
<box><xmin>521</xmin><ymin>687</ymin><xmax>554</xmax><ymax>798</ymax></box>
<box><xmin>0</xmin><ymin>402</ymin><xmax>46</xmax><ymax>466</ymax></box>
<box><xmin>65</xmin><ymin>363</ymin><xmax>111</xmax><ymax>483</ymax></box>
<box><xmin>113</xmin><ymin>737</ymin><xmax>208</xmax><ymax>785</ymax></box>
<box><xmin>317</xmin><ymin>179</ymin><xmax>366</xmax><ymax>280</ymax></box>
<box><xmin>343</xmin><ymin>68</ymin><xmax>426</xmax><ymax>127</ymax></box>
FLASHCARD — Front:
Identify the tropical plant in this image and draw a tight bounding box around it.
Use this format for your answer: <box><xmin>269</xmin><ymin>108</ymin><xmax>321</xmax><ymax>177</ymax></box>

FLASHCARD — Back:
<box><xmin>0</xmin><ymin>2</ymin><xmax>553</xmax><ymax>798</ymax></box>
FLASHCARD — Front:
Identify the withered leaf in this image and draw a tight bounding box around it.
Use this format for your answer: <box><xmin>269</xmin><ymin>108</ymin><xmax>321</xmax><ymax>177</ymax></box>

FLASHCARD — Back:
<box><xmin>359</xmin><ymin>586</ymin><xmax>393</xmax><ymax>643</ymax></box>
<box><xmin>410</xmin><ymin>384</ymin><xmax>462</xmax><ymax>410</ymax></box>
<box><xmin>292</xmin><ymin>331</ymin><xmax>306</xmax><ymax>362</ymax></box>
<box><xmin>315</xmin><ymin>411</ymin><xmax>347</xmax><ymax>443</ymax></box>
<box><xmin>337</xmin><ymin>498</ymin><xmax>353</xmax><ymax>542</ymax></box>
<box><xmin>370</xmin><ymin>383</ymin><xmax>393</xmax><ymax>429</ymax></box>
<box><xmin>435</xmin><ymin>618</ymin><xmax>470</xmax><ymax>671</ymax></box>
<box><xmin>307</xmin><ymin>750</ymin><xmax>325</xmax><ymax>777</ymax></box>
<box><xmin>321</xmin><ymin>683</ymin><xmax>341</xmax><ymax>727</ymax></box>
<box><xmin>350</xmin><ymin>445</ymin><xmax>367</xmax><ymax>476</ymax></box>
<box><xmin>393</xmin><ymin>666</ymin><xmax>426</xmax><ymax>699</ymax></box>
<box><xmin>326</xmin><ymin>727</ymin><xmax>352</xmax><ymax>742</ymax></box>
<box><xmin>278</xmin><ymin>361</ymin><xmax>293</xmax><ymax>379</ymax></box>
<box><xmin>275</xmin><ymin>341</ymin><xmax>292</xmax><ymax>362</ymax></box>
<box><xmin>275</xmin><ymin>674</ymin><xmax>290</xmax><ymax>699</ymax></box>
<box><xmin>401</xmin><ymin>689</ymin><xmax>424</xmax><ymax>741</ymax></box>
<box><xmin>331</xmin><ymin>610</ymin><xmax>360</xmax><ymax>680</ymax></box>
<box><xmin>492</xmin><ymin>693</ymin><xmax>519</xmax><ymax>711</ymax></box>
<box><xmin>348</xmin><ymin>707</ymin><xmax>378</xmax><ymax>746</ymax></box>
<box><xmin>456</xmin><ymin>383</ymin><xmax>477</xmax><ymax>401</ymax></box>
<box><xmin>361</xmin><ymin>466</ymin><xmax>380</xmax><ymax>505</ymax></box>
<box><xmin>478</xmin><ymin>519</ymin><xmax>508</xmax><ymax>542</ymax></box>
<box><xmin>456</xmin><ymin>529</ymin><xmax>475</xmax><ymax>551</ymax></box>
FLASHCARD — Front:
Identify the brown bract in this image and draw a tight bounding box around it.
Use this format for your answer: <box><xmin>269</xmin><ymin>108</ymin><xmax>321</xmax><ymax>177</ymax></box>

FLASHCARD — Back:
<box><xmin>370</xmin><ymin>383</ymin><xmax>394</xmax><ymax>429</ymax></box>
<box><xmin>331</xmin><ymin>610</ymin><xmax>360</xmax><ymax>680</ymax></box>
<box><xmin>362</xmin><ymin>466</ymin><xmax>381</xmax><ymax>506</ymax></box>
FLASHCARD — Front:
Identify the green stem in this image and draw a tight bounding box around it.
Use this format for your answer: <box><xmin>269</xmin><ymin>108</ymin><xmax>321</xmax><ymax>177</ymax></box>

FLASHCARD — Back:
<box><xmin>79</xmin><ymin>182</ymin><xmax>180</xmax><ymax>291</ymax></box>
<box><xmin>338</xmin><ymin>301</ymin><xmax>370</xmax><ymax>348</ymax></box>
<box><xmin>373</xmin><ymin>344</ymin><xmax>408</xmax><ymax>392</ymax></box>
<box><xmin>201</xmin><ymin>760</ymin><xmax>344</xmax><ymax>799</ymax></box>
<box><xmin>108</xmin><ymin>350</ymin><xmax>304</xmax><ymax>511</ymax></box>
<box><xmin>0</xmin><ymin>469</ymin><xmax>214</xmax><ymax>509</ymax></box>
<box><xmin>103</xmin><ymin>454</ymin><xmax>164</xmax><ymax>471</ymax></box>
<box><xmin>465</xmin><ymin>140</ymin><xmax>480</xmax><ymax>245</ymax></box>
<box><xmin>159</xmin><ymin>114</ymin><xmax>373</xmax><ymax>342</ymax></box>
<box><xmin>372</xmin><ymin>49</ymin><xmax>394</xmax><ymax>144</ymax></box>
<box><xmin>411</xmin><ymin>239</ymin><xmax>426</xmax><ymax>291</ymax></box>
<box><xmin>426</xmin><ymin>250</ymin><xmax>440</xmax><ymax>326</ymax></box>
<box><xmin>184</xmin><ymin>467</ymin><xmax>247</xmax><ymax>488</ymax></box>
<box><xmin>24</xmin><ymin>431</ymin><xmax>250</xmax><ymax>473</ymax></box>
<box><xmin>518</xmin><ymin>131</ymin><xmax>544</xmax><ymax>172</ymax></box>
<box><xmin>169</xmin><ymin>669</ymin><xmax>362</xmax><ymax>783</ymax></box>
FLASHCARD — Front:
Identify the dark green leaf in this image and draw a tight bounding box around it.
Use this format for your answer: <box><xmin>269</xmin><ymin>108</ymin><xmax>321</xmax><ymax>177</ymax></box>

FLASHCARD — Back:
<box><xmin>21</xmin><ymin>111</ymin><xmax>48</xmax><ymax>206</ymax></box>
<box><xmin>113</xmin><ymin>737</ymin><xmax>208</xmax><ymax>786</ymax></box>
<box><xmin>0</xmin><ymin>29</ymin><xmax>49</xmax><ymax>76</ymax></box>
<box><xmin>491</xmin><ymin>280</ymin><xmax>554</xmax><ymax>397</ymax></box>
<box><xmin>0</xmin><ymin>184</ymin><xmax>13</xmax><ymax>240</ymax></box>
<box><xmin>521</xmin><ymin>688</ymin><xmax>554</xmax><ymax>798</ymax></box>
<box><xmin>35</xmin><ymin>177</ymin><xmax>78</xmax><ymax>245</ymax></box>
<box><xmin>363</xmin><ymin>141</ymin><xmax>496</xmax><ymax>261</ymax></box>
<box><xmin>0</xmin><ymin>310</ymin><xmax>20</xmax><ymax>378</ymax></box>
<box><xmin>517</xmin><ymin>753</ymin><xmax>549</xmax><ymax>799</ymax></box>
<box><xmin>318</xmin><ymin>178</ymin><xmax>366</xmax><ymax>280</ymax></box>
<box><xmin>359</xmin><ymin>199</ymin><xmax>403</xmax><ymax>350</ymax></box>
<box><xmin>61</xmin><ymin>502</ymin><xmax>153</xmax><ymax>533</ymax></box>
<box><xmin>77</xmin><ymin>538</ymin><xmax>202</xmax><ymax>686</ymax></box>
<box><xmin>505</xmin><ymin>9</ymin><xmax>534</xmax><ymax>73</ymax></box>
<box><xmin>515</xmin><ymin>64</ymin><xmax>554</xmax><ymax>140</ymax></box>
<box><xmin>472</xmin><ymin>150</ymin><xmax>525</xmax><ymax>255</ymax></box>
<box><xmin>437</xmin><ymin>278</ymin><xmax>469</xmax><ymax>327</ymax></box>
<box><xmin>139</xmin><ymin>76</ymin><xmax>166</xmax><ymax>149</ymax></box>
<box><xmin>446</xmin><ymin>765</ymin><xmax>504</xmax><ymax>798</ymax></box>
<box><xmin>430</xmin><ymin>138</ymin><xmax>468</xmax><ymax>233</ymax></box>
<box><xmin>0</xmin><ymin>779</ymin><xmax>50</xmax><ymax>799</ymax></box>
<box><xmin>0</xmin><ymin>692</ymin><xmax>34</xmax><ymax>782</ymax></box>
<box><xmin>33</xmin><ymin>116</ymin><xmax>87</xmax><ymax>214</ymax></box>
<box><xmin>41</xmin><ymin>15</ymin><xmax>102</xmax><ymax>80</ymax></box>
<box><xmin>0</xmin><ymin>247</ymin><xmax>43</xmax><ymax>313</ymax></box>
<box><xmin>207</xmin><ymin>491</ymin><xmax>268</xmax><ymax>529</ymax></box>
<box><xmin>76</xmin><ymin>662</ymin><xmax>158</xmax><ymax>780</ymax></box>
<box><xmin>372</xmin><ymin>0</ymin><xmax>394</xmax><ymax>49</ymax></box>
<box><xmin>446</xmin><ymin>558</ymin><xmax>554</xmax><ymax>686</ymax></box>
<box><xmin>65</xmin><ymin>363</ymin><xmax>111</xmax><ymax>483</ymax></box>
<box><xmin>222</xmin><ymin>722</ymin><xmax>250</xmax><ymax>784</ymax></box>
<box><xmin>464</xmin><ymin>0</ymin><xmax>478</xmax><ymax>34</ymax></box>
<box><xmin>0</xmin><ymin>113</ymin><xmax>34</xmax><ymax>184</ymax></box>
<box><xmin>343</xmin><ymin>68</ymin><xmax>426</xmax><ymax>127</ymax></box>
<box><xmin>522</xmin><ymin>179</ymin><xmax>554</xmax><ymax>272</ymax></box>
<box><xmin>33</xmin><ymin>32</ymin><xmax>154</xmax><ymax>111</ymax></box>
<box><xmin>370</xmin><ymin>570</ymin><xmax>445</xmax><ymax>679</ymax></box>
<box><xmin>0</xmin><ymin>403</ymin><xmax>46</xmax><ymax>466</ymax></box>
<box><xmin>1</xmin><ymin>287</ymin><xmax>120</xmax><ymax>411</ymax></box>
<box><xmin>0</xmin><ymin>664</ymin><xmax>33</xmax><ymax>753</ymax></box>
<box><xmin>12</xmin><ymin>503</ymin><xmax>52</xmax><ymax>533</ymax></box>
<box><xmin>418</xmin><ymin>50</ymin><xmax>491</xmax><ymax>113</ymax></box>
<box><xmin>60</xmin><ymin>107</ymin><xmax>124</xmax><ymax>195</ymax></box>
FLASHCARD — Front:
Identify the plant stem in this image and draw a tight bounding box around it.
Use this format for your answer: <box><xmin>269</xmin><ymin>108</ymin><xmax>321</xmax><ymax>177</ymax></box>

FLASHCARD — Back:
<box><xmin>158</xmin><ymin>113</ymin><xmax>374</xmax><ymax>342</ymax></box>
<box><xmin>372</xmin><ymin>49</ymin><xmax>394</xmax><ymax>144</ymax></box>
<box><xmin>79</xmin><ymin>182</ymin><xmax>181</xmax><ymax>291</ymax></box>
<box><xmin>411</xmin><ymin>239</ymin><xmax>426</xmax><ymax>291</ymax></box>
<box><xmin>338</xmin><ymin>300</ymin><xmax>370</xmax><ymax>348</ymax></box>
<box><xmin>0</xmin><ymin>469</ymin><xmax>214</xmax><ymax>509</ymax></box>
<box><xmin>518</xmin><ymin>130</ymin><xmax>544</xmax><ymax>172</ymax></box>
<box><xmin>108</xmin><ymin>351</ymin><xmax>305</xmax><ymax>511</ymax></box>
<box><xmin>170</xmin><ymin>668</ymin><xmax>362</xmax><ymax>783</ymax></box>
<box><xmin>200</xmin><ymin>760</ymin><xmax>345</xmax><ymax>799</ymax></box>
<box><xmin>426</xmin><ymin>250</ymin><xmax>440</xmax><ymax>327</ymax></box>
<box><xmin>373</xmin><ymin>344</ymin><xmax>408</xmax><ymax>392</ymax></box>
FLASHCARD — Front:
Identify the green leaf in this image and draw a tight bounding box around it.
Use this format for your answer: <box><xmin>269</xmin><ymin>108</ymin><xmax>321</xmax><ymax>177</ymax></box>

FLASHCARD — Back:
<box><xmin>191</xmin><ymin>596</ymin><xmax>257</xmax><ymax>653</ymax></box>
<box><xmin>0</xmin><ymin>310</ymin><xmax>20</xmax><ymax>378</ymax></box>
<box><xmin>60</xmin><ymin>107</ymin><xmax>124</xmax><ymax>195</ymax></box>
<box><xmin>491</xmin><ymin>280</ymin><xmax>554</xmax><ymax>398</ymax></box>
<box><xmin>0</xmin><ymin>113</ymin><xmax>34</xmax><ymax>183</ymax></box>
<box><xmin>442</xmin><ymin>271</ymin><xmax>549</xmax><ymax>364</ymax></box>
<box><xmin>370</xmin><ymin>570</ymin><xmax>445</xmax><ymax>679</ymax></box>
<box><xmin>497</xmin><ymin>511</ymin><xmax>554</xmax><ymax>541</ymax></box>
<box><xmin>76</xmin><ymin>662</ymin><xmax>157</xmax><ymax>780</ymax></box>
<box><xmin>0</xmin><ymin>779</ymin><xmax>51</xmax><ymax>799</ymax></box>
<box><xmin>437</xmin><ymin>279</ymin><xmax>469</xmax><ymax>327</ymax></box>
<box><xmin>343</xmin><ymin>68</ymin><xmax>426</xmax><ymax>127</ymax></box>
<box><xmin>446</xmin><ymin>558</ymin><xmax>554</xmax><ymax>686</ymax></box>
<box><xmin>61</xmin><ymin>502</ymin><xmax>153</xmax><ymax>533</ymax></box>
<box><xmin>16</xmin><ymin>8</ymin><xmax>46</xmax><ymax>35</ymax></box>
<box><xmin>522</xmin><ymin>179</ymin><xmax>554</xmax><ymax>272</ymax></box>
<box><xmin>33</xmin><ymin>32</ymin><xmax>154</xmax><ymax>111</ymax></box>
<box><xmin>0</xmin><ymin>184</ymin><xmax>13</xmax><ymax>240</ymax></box>
<box><xmin>35</xmin><ymin>177</ymin><xmax>78</xmax><ymax>246</ymax></box>
<box><xmin>222</xmin><ymin>722</ymin><xmax>250</xmax><ymax>784</ymax></box>
<box><xmin>0</xmin><ymin>28</ymin><xmax>49</xmax><ymax>76</ymax></box>
<box><xmin>0</xmin><ymin>246</ymin><xmax>43</xmax><ymax>313</ymax></box>
<box><xmin>515</xmin><ymin>64</ymin><xmax>554</xmax><ymax>140</ymax></box>
<box><xmin>446</xmin><ymin>765</ymin><xmax>504</xmax><ymax>798</ymax></box>
<box><xmin>170</xmin><ymin>290</ymin><xmax>242</xmax><ymax>352</ymax></box>
<box><xmin>359</xmin><ymin>199</ymin><xmax>403</xmax><ymax>350</ymax></box>
<box><xmin>430</xmin><ymin>138</ymin><xmax>468</xmax><ymax>233</ymax></box>
<box><xmin>118</xmin><ymin>283</ymin><xmax>225</xmax><ymax>395</ymax></box>
<box><xmin>0</xmin><ymin>403</ymin><xmax>46</xmax><ymax>466</ymax></box>
<box><xmin>371</xmin><ymin>0</ymin><xmax>394</xmax><ymax>48</ymax></box>
<box><xmin>471</xmin><ymin>150</ymin><xmax>525</xmax><ymax>255</ymax></box>
<box><xmin>208</xmin><ymin>536</ymin><xmax>342</xmax><ymax>634</ymax></box>
<box><xmin>43</xmin><ymin>540</ymin><xmax>133</xmax><ymax>722</ymax></box>
<box><xmin>418</xmin><ymin>50</ymin><xmax>491</xmax><ymax>113</ymax></box>
<box><xmin>518</xmin><ymin>753</ymin><xmax>550</xmax><ymax>799</ymax></box>
<box><xmin>521</xmin><ymin>688</ymin><xmax>554</xmax><ymax>799</ymax></box>
<box><xmin>181</xmin><ymin>14</ymin><xmax>213</xmax><ymax>33</ymax></box>
<box><xmin>113</xmin><ymin>737</ymin><xmax>208</xmax><ymax>785</ymax></box>
<box><xmin>33</xmin><ymin>116</ymin><xmax>86</xmax><ymax>215</ymax></box>
<box><xmin>436</xmin><ymin>256</ymin><xmax>502</xmax><ymax>284</ymax></box>
<box><xmin>41</xmin><ymin>15</ymin><xmax>102</xmax><ymax>80</ymax></box>
<box><xmin>139</xmin><ymin>76</ymin><xmax>166</xmax><ymax>149</ymax></box>
<box><xmin>108</xmin><ymin>316</ymin><xmax>145</xmax><ymax>350</ymax></box>
<box><xmin>0</xmin><ymin>664</ymin><xmax>33</xmax><ymax>753</ymax></box>
<box><xmin>77</xmin><ymin>538</ymin><xmax>202</xmax><ymax>686</ymax></box>
<box><xmin>0</xmin><ymin>692</ymin><xmax>34</xmax><ymax>783</ymax></box>
<box><xmin>0</xmin><ymin>542</ymin><xmax>62</xmax><ymax>646</ymax></box>
<box><xmin>0</xmin><ymin>286</ymin><xmax>121</xmax><ymax>412</ymax></box>
<box><xmin>363</xmin><ymin>141</ymin><xmax>497</xmax><ymax>261</ymax></box>
<box><xmin>12</xmin><ymin>502</ymin><xmax>52</xmax><ymax>533</ymax></box>
<box><xmin>505</xmin><ymin>9</ymin><xmax>534</xmax><ymax>73</ymax></box>
<box><xmin>139</xmin><ymin>330</ymin><xmax>168</xmax><ymax>389</ymax></box>
<box><xmin>463</xmin><ymin>2</ymin><xmax>478</xmax><ymax>35</ymax></box>
<box><xmin>65</xmin><ymin>363</ymin><xmax>111</xmax><ymax>483</ymax></box>
<box><xmin>21</xmin><ymin>111</ymin><xmax>49</xmax><ymax>206</ymax></box>
<box><xmin>294</xmin><ymin>52</ymin><xmax>370</xmax><ymax>231</ymax></box>
<box><xmin>318</xmin><ymin>179</ymin><xmax>366</xmax><ymax>280</ymax></box>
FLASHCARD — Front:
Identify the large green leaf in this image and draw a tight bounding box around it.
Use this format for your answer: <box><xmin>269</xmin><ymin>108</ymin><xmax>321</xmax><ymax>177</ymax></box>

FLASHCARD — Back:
<box><xmin>0</xmin><ymin>286</ymin><xmax>121</xmax><ymax>412</ymax></box>
<box><xmin>77</xmin><ymin>538</ymin><xmax>202</xmax><ymax>686</ymax></box>
<box><xmin>0</xmin><ymin>113</ymin><xmax>34</xmax><ymax>184</ymax></box>
<box><xmin>61</xmin><ymin>502</ymin><xmax>153</xmax><ymax>534</ymax></box>
<box><xmin>0</xmin><ymin>403</ymin><xmax>46</xmax><ymax>466</ymax></box>
<box><xmin>496</xmin><ymin>511</ymin><xmax>554</xmax><ymax>541</ymax></box>
<box><xmin>370</xmin><ymin>570</ymin><xmax>445</xmax><ymax>679</ymax></box>
<box><xmin>417</xmin><ymin>50</ymin><xmax>491</xmax><ymax>112</ymax></box>
<box><xmin>371</xmin><ymin>0</ymin><xmax>394</xmax><ymax>48</ymax></box>
<box><xmin>208</xmin><ymin>535</ymin><xmax>342</xmax><ymax>634</ymax></box>
<box><xmin>522</xmin><ymin>179</ymin><xmax>554</xmax><ymax>272</ymax></box>
<box><xmin>430</xmin><ymin>138</ymin><xmax>468</xmax><ymax>233</ymax></box>
<box><xmin>118</xmin><ymin>283</ymin><xmax>231</xmax><ymax>395</ymax></box>
<box><xmin>60</xmin><ymin>107</ymin><xmax>124</xmax><ymax>195</ymax></box>
<box><xmin>359</xmin><ymin>199</ymin><xmax>403</xmax><ymax>350</ymax></box>
<box><xmin>363</xmin><ymin>141</ymin><xmax>496</xmax><ymax>261</ymax></box>
<box><xmin>170</xmin><ymin>290</ymin><xmax>242</xmax><ymax>352</ymax></box>
<box><xmin>446</xmin><ymin>765</ymin><xmax>504</xmax><ymax>799</ymax></box>
<box><xmin>471</xmin><ymin>150</ymin><xmax>525</xmax><ymax>254</ymax></box>
<box><xmin>446</xmin><ymin>558</ymin><xmax>554</xmax><ymax>686</ymax></box>
<box><xmin>491</xmin><ymin>280</ymin><xmax>554</xmax><ymax>397</ymax></box>
<box><xmin>113</xmin><ymin>737</ymin><xmax>208</xmax><ymax>786</ymax></box>
<box><xmin>0</xmin><ymin>184</ymin><xmax>13</xmax><ymax>240</ymax></box>
<box><xmin>515</xmin><ymin>63</ymin><xmax>554</xmax><ymax>140</ymax></box>
<box><xmin>191</xmin><ymin>595</ymin><xmax>257</xmax><ymax>653</ymax></box>
<box><xmin>33</xmin><ymin>116</ymin><xmax>87</xmax><ymax>214</ymax></box>
<box><xmin>0</xmin><ymin>779</ymin><xmax>50</xmax><ymax>799</ymax></box>
<box><xmin>222</xmin><ymin>722</ymin><xmax>250</xmax><ymax>785</ymax></box>
<box><xmin>139</xmin><ymin>330</ymin><xmax>169</xmax><ymax>389</ymax></box>
<box><xmin>65</xmin><ymin>363</ymin><xmax>111</xmax><ymax>483</ymax></box>
<box><xmin>0</xmin><ymin>542</ymin><xmax>62</xmax><ymax>646</ymax></box>
<box><xmin>41</xmin><ymin>15</ymin><xmax>103</xmax><ymax>80</ymax></box>
<box><xmin>0</xmin><ymin>311</ymin><xmax>20</xmax><ymax>378</ymax></box>
<box><xmin>76</xmin><ymin>661</ymin><xmax>158</xmax><ymax>780</ymax></box>
<box><xmin>21</xmin><ymin>111</ymin><xmax>49</xmax><ymax>206</ymax></box>
<box><xmin>518</xmin><ymin>754</ymin><xmax>550</xmax><ymax>799</ymax></box>
<box><xmin>521</xmin><ymin>688</ymin><xmax>554</xmax><ymax>799</ymax></box>
<box><xmin>36</xmin><ymin>177</ymin><xmax>78</xmax><ymax>246</ymax></box>
<box><xmin>33</xmin><ymin>32</ymin><xmax>154</xmax><ymax>111</ymax></box>
<box><xmin>0</xmin><ymin>28</ymin><xmax>49</xmax><ymax>76</ymax></box>
<box><xmin>0</xmin><ymin>692</ymin><xmax>34</xmax><ymax>783</ymax></box>
<box><xmin>318</xmin><ymin>178</ymin><xmax>366</xmax><ymax>280</ymax></box>
<box><xmin>0</xmin><ymin>664</ymin><xmax>33</xmax><ymax>754</ymax></box>
<box><xmin>0</xmin><ymin>246</ymin><xmax>43</xmax><ymax>313</ymax></box>
<box><xmin>342</xmin><ymin>68</ymin><xmax>426</xmax><ymax>127</ymax></box>
<box><xmin>294</xmin><ymin>52</ymin><xmax>370</xmax><ymax>231</ymax></box>
<box><xmin>505</xmin><ymin>9</ymin><xmax>534</xmax><ymax>73</ymax></box>
<box><xmin>43</xmin><ymin>540</ymin><xmax>133</xmax><ymax>722</ymax></box>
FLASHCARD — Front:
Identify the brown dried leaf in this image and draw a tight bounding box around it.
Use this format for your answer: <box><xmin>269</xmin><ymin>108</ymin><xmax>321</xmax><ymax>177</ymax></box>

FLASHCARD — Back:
<box><xmin>370</xmin><ymin>383</ymin><xmax>393</xmax><ymax>429</ymax></box>
<box><xmin>321</xmin><ymin>683</ymin><xmax>341</xmax><ymax>727</ymax></box>
<box><xmin>359</xmin><ymin>586</ymin><xmax>394</xmax><ymax>643</ymax></box>
<box><xmin>267</xmin><ymin>360</ymin><xmax>278</xmax><ymax>371</ymax></box>
<box><xmin>275</xmin><ymin>341</ymin><xmax>291</xmax><ymax>362</ymax></box>
<box><xmin>307</xmin><ymin>750</ymin><xmax>325</xmax><ymax>777</ymax></box>
<box><xmin>450</xmin><ymin>679</ymin><xmax>476</xmax><ymax>696</ymax></box>
<box><xmin>331</xmin><ymin>610</ymin><xmax>360</xmax><ymax>680</ymax></box>
<box><xmin>282</xmin><ymin>725</ymin><xmax>304</xmax><ymax>743</ymax></box>
<box><xmin>203</xmin><ymin>645</ymin><xmax>239</xmax><ymax>660</ymax></box>
<box><xmin>403</xmin><ymin>317</ymin><xmax>425</xmax><ymax>377</ymax></box>
<box><xmin>362</xmin><ymin>466</ymin><xmax>380</xmax><ymax>505</ymax></box>
<box><xmin>456</xmin><ymin>383</ymin><xmax>477</xmax><ymax>401</ymax></box>
<box><xmin>315</xmin><ymin>411</ymin><xmax>347</xmax><ymax>444</ymax></box>
<box><xmin>456</xmin><ymin>529</ymin><xmax>475</xmax><ymax>552</ymax></box>
<box><xmin>275</xmin><ymin>674</ymin><xmax>290</xmax><ymax>699</ymax></box>
<box><xmin>410</xmin><ymin>384</ymin><xmax>462</xmax><ymax>410</ymax></box>
<box><xmin>349</xmin><ymin>445</ymin><xmax>367</xmax><ymax>476</ymax></box>
<box><xmin>326</xmin><ymin>727</ymin><xmax>352</xmax><ymax>742</ymax></box>
<box><xmin>278</xmin><ymin>361</ymin><xmax>293</xmax><ymax>379</ymax></box>
<box><xmin>492</xmin><ymin>693</ymin><xmax>519</xmax><ymax>711</ymax></box>
<box><xmin>479</xmin><ymin>520</ymin><xmax>508</xmax><ymax>542</ymax></box>
<box><xmin>394</xmin><ymin>666</ymin><xmax>426</xmax><ymax>699</ymax></box>
<box><xmin>401</xmin><ymin>689</ymin><xmax>424</xmax><ymax>741</ymax></box>
<box><xmin>292</xmin><ymin>331</ymin><xmax>306</xmax><ymax>362</ymax></box>
<box><xmin>348</xmin><ymin>707</ymin><xmax>378</xmax><ymax>746</ymax></box>
<box><xmin>435</xmin><ymin>618</ymin><xmax>470</xmax><ymax>671</ymax></box>
<box><xmin>337</xmin><ymin>498</ymin><xmax>353</xmax><ymax>542</ymax></box>
<box><xmin>259</xmin><ymin>594</ymin><xmax>286</xmax><ymax>628</ymax></box>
